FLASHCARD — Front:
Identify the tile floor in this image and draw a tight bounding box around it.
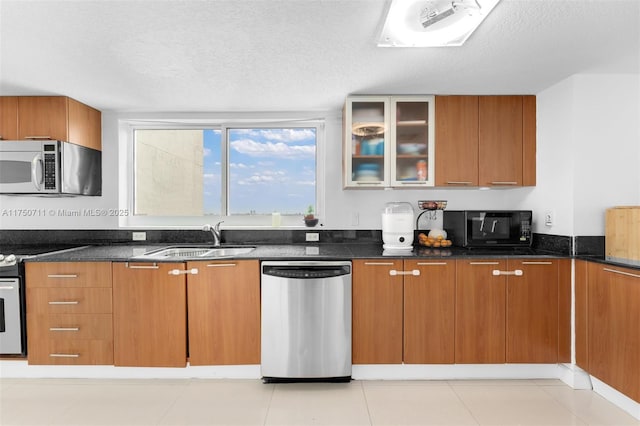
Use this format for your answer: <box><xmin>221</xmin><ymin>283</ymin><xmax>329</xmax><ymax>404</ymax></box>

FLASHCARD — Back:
<box><xmin>1</xmin><ymin>378</ymin><xmax>639</xmax><ymax>426</ymax></box>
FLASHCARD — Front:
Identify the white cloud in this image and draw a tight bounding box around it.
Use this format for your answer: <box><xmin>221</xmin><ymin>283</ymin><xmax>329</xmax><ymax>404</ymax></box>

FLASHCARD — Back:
<box><xmin>231</xmin><ymin>139</ymin><xmax>315</xmax><ymax>158</ymax></box>
<box><xmin>230</xmin><ymin>162</ymin><xmax>250</xmax><ymax>168</ymax></box>
<box><xmin>203</xmin><ymin>147</ymin><xmax>212</xmax><ymax>157</ymax></box>
<box><xmin>231</xmin><ymin>128</ymin><xmax>315</xmax><ymax>143</ymax></box>
<box><xmin>237</xmin><ymin>170</ymin><xmax>287</xmax><ymax>185</ymax></box>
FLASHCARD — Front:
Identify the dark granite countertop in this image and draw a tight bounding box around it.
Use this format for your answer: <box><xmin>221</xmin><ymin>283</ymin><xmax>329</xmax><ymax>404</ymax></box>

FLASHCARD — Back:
<box><xmin>13</xmin><ymin>242</ymin><xmax>640</xmax><ymax>271</ymax></box>
<box><xmin>18</xmin><ymin>243</ymin><xmax>565</xmax><ymax>263</ymax></box>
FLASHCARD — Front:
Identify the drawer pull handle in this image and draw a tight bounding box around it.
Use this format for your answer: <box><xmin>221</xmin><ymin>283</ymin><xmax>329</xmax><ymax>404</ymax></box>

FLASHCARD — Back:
<box><xmin>492</xmin><ymin>269</ymin><xmax>523</xmax><ymax>276</ymax></box>
<box><xmin>469</xmin><ymin>262</ymin><xmax>500</xmax><ymax>265</ymax></box>
<box><xmin>521</xmin><ymin>261</ymin><xmax>553</xmax><ymax>265</ymax></box>
<box><xmin>364</xmin><ymin>262</ymin><xmax>395</xmax><ymax>266</ymax></box>
<box><xmin>47</xmin><ymin>274</ymin><xmax>78</xmax><ymax>279</ymax></box>
<box><xmin>125</xmin><ymin>262</ymin><xmax>159</xmax><ymax>269</ymax></box>
<box><xmin>0</xmin><ymin>285</ymin><xmax>16</xmax><ymax>290</ymax></box>
<box><xmin>24</xmin><ymin>136</ymin><xmax>53</xmax><ymax>140</ymax></box>
<box><xmin>389</xmin><ymin>269</ymin><xmax>420</xmax><ymax>276</ymax></box>
<box><xmin>447</xmin><ymin>181</ymin><xmax>473</xmax><ymax>185</ymax></box>
<box><xmin>49</xmin><ymin>353</ymin><xmax>80</xmax><ymax>358</ymax></box>
<box><xmin>48</xmin><ymin>301</ymin><xmax>79</xmax><ymax>305</ymax></box>
<box><xmin>206</xmin><ymin>263</ymin><xmax>236</xmax><ymax>268</ymax></box>
<box><xmin>603</xmin><ymin>268</ymin><xmax>640</xmax><ymax>279</ymax></box>
<box><xmin>490</xmin><ymin>181</ymin><xmax>518</xmax><ymax>185</ymax></box>
<box><xmin>416</xmin><ymin>262</ymin><xmax>448</xmax><ymax>266</ymax></box>
<box><xmin>49</xmin><ymin>327</ymin><xmax>80</xmax><ymax>332</ymax></box>
<box><xmin>168</xmin><ymin>268</ymin><xmax>199</xmax><ymax>275</ymax></box>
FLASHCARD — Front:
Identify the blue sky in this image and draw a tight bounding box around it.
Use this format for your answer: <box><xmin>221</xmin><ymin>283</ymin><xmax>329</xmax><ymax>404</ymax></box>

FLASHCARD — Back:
<box><xmin>203</xmin><ymin>128</ymin><xmax>316</xmax><ymax>215</ymax></box>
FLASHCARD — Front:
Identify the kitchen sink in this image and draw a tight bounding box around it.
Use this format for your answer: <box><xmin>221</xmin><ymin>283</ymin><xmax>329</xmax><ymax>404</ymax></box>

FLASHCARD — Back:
<box><xmin>135</xmin><ymin>245</ymin><xmax>255</xmax><ymax>259</ymax></box>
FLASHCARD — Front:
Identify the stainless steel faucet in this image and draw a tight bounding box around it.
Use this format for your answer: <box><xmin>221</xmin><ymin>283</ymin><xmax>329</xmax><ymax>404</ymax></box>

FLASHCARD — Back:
<box><xmin>202</xmin><ymin>221</ymin><xmax>223</xmax><ymax>246</ymax></box>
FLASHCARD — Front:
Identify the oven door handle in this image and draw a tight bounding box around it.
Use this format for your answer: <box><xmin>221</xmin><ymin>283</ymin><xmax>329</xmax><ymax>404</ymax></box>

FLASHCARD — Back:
<box><xmin>31</xmin><ymin>154</ymin><xmax>43</xmax><ymax>191</ymax></box>
<box><xmin>0</xmin><ymin>298</ymin><xmax>5</xmax><ymax>333</ymax></box>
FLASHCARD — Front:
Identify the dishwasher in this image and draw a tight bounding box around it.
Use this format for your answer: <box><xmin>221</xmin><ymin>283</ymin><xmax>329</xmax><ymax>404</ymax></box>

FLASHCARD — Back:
<box><xmin>261</xmin><ymin>260</ymin><xmax>352</xmax><ymax>383</ymax></box>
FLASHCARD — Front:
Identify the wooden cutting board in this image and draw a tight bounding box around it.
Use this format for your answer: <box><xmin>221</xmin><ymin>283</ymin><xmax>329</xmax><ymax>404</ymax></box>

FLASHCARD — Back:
<box><xmin>606</xmin><ymin>206</ymin><xmax>640</xmax><ymax>263</ymax></box>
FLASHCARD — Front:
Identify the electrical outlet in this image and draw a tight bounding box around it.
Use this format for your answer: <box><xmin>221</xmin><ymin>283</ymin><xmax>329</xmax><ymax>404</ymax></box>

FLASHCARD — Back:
<box><xmin>544</xmin><ymin>211</ymin><xmax>554</xmax><ymax>227</ymax></box>
<box><xmin>305</xmin><ymin>232</ymin><xmax>320</xmax><ymax>242</ymax></box>
<box><xmin>132</xmin><ymin>231</ymin><xmax>146</xmax><ymax>241</ymax></box>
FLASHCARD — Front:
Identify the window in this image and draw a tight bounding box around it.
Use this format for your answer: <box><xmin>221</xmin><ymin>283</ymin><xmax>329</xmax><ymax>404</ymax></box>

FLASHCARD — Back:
<box><xmin>126</xmin><ymin>120</ymin><xmax>321</xmax><ymax>227</ymax></box>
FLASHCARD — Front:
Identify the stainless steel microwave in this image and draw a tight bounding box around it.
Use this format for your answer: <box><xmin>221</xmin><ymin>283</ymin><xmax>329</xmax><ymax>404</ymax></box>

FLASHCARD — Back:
<box><xmin>0</xmin><ymin>140</ymin><xmax>101</xmax><ymax>196</ymax></box>
<box><xmin>443</xmin><ymin>210</ymin><xmax>532</xmax><ymax>247</ymax></box>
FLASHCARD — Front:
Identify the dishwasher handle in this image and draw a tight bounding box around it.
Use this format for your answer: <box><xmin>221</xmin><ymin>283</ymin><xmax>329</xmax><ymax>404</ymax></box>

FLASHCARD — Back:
<box><xmin>262</xmin><ymin>265</ymin><xmax>351</xmax><ymax>279</ymax></box>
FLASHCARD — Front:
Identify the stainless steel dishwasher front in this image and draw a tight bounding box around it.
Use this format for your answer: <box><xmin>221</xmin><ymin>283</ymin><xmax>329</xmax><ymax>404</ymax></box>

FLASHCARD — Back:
<box><xmin>261</xmin><ymin>260</ymin><xmax>352</xmax><ymax>383</ymax></box>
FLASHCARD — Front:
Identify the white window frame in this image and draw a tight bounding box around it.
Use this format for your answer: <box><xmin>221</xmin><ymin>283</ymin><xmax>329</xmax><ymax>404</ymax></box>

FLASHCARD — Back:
<box><xmin>118</xmin><ymin>115</ymin><xmax>325</xmax><ymax>229</ymax></box>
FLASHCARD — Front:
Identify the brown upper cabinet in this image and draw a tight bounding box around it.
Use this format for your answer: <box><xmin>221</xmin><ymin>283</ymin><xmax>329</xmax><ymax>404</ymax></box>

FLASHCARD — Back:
<box><xmin>0</xmin><ymin>96</ymin><xmax>19</xmax><ymax>140</ymax></box>
<box><xmin>0</xmin><ymin>96</ymin><xmax>101</xmax><ymax>150</ymax></box>
<box><xmin>435</xmin><ymin>95</ymin><xmax>536</xmax><ymax>187</ymax></box>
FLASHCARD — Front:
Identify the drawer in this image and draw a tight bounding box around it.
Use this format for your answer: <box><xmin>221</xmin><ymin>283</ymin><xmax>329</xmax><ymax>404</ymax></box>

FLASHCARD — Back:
<box><xmin>27</xmin><ymin>287</ymin><xmax>112</xmax><ymax>314</ymax></box>
<box><xmin>26</xmin><ymin>262</ymin><xmax>112</xmax><ymax>288</ymax></box>
<box><xmin>27</xmin><ymin>314</ymin><xmax>113</xmax><ymax>340</ymax></box>
<box><xmin>27</xmin><ymin>339</ymin><xmax>113</xmax><ymax>365</ymax></box>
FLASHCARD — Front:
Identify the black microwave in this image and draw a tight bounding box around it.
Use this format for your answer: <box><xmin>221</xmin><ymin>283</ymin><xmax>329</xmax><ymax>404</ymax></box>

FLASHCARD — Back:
<box><xmin>443</xmin><ymin>210</ymin><xmax>532</xmax><ymax>248</ymax></box>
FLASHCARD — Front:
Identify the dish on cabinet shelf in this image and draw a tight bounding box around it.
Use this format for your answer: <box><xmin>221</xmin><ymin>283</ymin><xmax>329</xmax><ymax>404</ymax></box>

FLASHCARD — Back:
<box><xmin>352</xmin><ymin>122</ymin><xmax>385</xmax><ymax>136</ymax></box>
<box><xmin>397</xmin><ymin>143</ymin><xmax>426</xmax><ymax>155</ymax></box>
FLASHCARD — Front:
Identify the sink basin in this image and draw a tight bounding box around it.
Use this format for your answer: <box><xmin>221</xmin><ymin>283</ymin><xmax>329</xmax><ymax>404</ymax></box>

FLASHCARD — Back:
<box><xmin>136</xmin><ymin>245</ymin><xmax>255</xmax><ymax>259</ymax></box>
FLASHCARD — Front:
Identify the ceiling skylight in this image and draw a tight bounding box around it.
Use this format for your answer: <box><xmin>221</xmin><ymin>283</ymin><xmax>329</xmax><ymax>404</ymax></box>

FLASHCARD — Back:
<box><xmin>378</xmin><ymin>0</ymin><xmax>501</xmax><ymax>47</ymax></box>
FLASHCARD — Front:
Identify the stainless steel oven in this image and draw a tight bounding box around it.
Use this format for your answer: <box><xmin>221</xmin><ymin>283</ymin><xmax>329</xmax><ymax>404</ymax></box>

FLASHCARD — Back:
<box><xmin>0</xmin><ymin>254</ymin><xmax>25</xmax><ymax>356</ymax></box>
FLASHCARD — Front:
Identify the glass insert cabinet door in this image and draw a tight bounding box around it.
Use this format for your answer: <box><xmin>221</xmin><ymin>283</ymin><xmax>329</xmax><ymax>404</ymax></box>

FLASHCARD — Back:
<box><xmin>343</xmin><ymin>95</ymin><xmax>435</xmax><ymax>188</ymax></box>
<box><xmin>390</xmin><ymin>96</ymin><xmax>435</xmax><ymax>187</ymax></box>
<box><xmin>344</xmin><ymin>96</ymin><xmax>389</xmax><ymax>188</ymax></box>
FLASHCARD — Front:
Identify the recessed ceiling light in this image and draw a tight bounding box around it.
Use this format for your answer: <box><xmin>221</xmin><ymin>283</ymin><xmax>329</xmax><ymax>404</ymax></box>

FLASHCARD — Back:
<box><xmin>378</xmin><ymin>0</ymin><xmax>501</xmax><ymax>47</ymax></box>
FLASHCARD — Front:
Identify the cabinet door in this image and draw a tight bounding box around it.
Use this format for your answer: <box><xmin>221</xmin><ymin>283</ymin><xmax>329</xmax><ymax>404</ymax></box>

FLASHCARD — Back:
<box><xmin>522</xmin><ymin>95</ymin><xmax>536</xmax><ymax>186</ymax></box>
<box><xmin>0</xmin><ymin>96</ymin><xmax>19</xmax><ymax>140</ymax></box>
<box><xmin>343</xmin><ymin>97</ymin><xmax>389</xmax><ymax>188</ymax></box>
<box><xmin>390</xmin><ymin>96</ymin><xmax>435</xmax><ymax>187</ymax></box>
<box><xmin>68</xmin><ymin>98</ymin><xmax>102</xmax><ymax>151</ymax></box>
<box><xmin>506</xmin><ymin>259</ymin><xmax>558</xmax><ymax>363</ymax></box>
<box><xmin>17</xmin><ymin>96</ymin><xmax>69</xmax><ymax>141</ymax></box>
<box><xmin>478</xmin><ymin>95</ymin><xmax>523</xmax><ymax>187</ymax></box>
<box><xmin>574</xmin><ymin>260</ymin><xmax>589</xmax><ymax>370</ymax></box>
<box><xmin>352</xmin><ymin>259</ymin><xmax>403</xmax><ymax>364</ymax></box>
<box><xmin>588</xmin><ymin>263</ymin><xmax>640</xmax><ymax>403</ymax></box>
<box><xmin>435</xmin><ymin>95</ymin><xmax>479</xmax><ymax>187</ymax></box>
<box><xmin>186</xmin><ymin>260</ymin><xmax>260</xmax><ymax>365</ymax></box>
<box><xmin>112</xmin><ymin>262</ymin><xmax>187</xmax><ymax>367</ymax></box>
<box><xmin>455</xmin><ymin>260</ymin><xmax>506</xmax><ymax>363</ymax></box>
<box><xmin>403</xmin><ymin>260</ymin><xmax>455</xmax><ymax>364</ymax></box>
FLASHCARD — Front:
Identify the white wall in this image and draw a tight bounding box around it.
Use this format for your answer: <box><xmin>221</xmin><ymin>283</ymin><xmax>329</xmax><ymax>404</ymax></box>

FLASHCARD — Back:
<box><xmin>519</xmin><ymin>73</ymin><xmax>640</xmax><ymax>236</ymax></box>
<box><xmin>2</xmin><ymin>72</ymin><xmax>638</xmax><ymax>235</ymax></box>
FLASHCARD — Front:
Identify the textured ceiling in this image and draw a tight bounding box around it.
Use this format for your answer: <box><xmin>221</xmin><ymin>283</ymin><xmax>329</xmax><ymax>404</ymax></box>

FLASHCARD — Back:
<box><xmin>0</xmin><ymin>0</ymin><xmax>638</xmax><ymax>113</ymax></box>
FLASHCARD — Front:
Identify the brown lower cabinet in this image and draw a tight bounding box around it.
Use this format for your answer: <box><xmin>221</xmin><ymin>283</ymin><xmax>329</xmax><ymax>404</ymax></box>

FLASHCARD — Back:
<box><xmin>186</xmin><ymin>260</ymin><xmax>260</xmax><ymax>365</ymax></box>
<box><xmin>25</xmin><ymin>262</ymin><xmax>113</xmax><ymax>365</ymax></box>
<box><xmin>574</xmin><ymin>259</ymin><xmax>589</xmax><ymax>369</ymax></box>
<box><xmin>588</xmin><ymin>262</ymin><xmax>640</xmax><ymax>403</ymax></box>
<box><xmin>112</xmin><ymin>262</ymin><xmax>187</xmax><ymax>367</ymax></box>
<box><xmin>455</xmin><ymin>260</ymin><xmax>507</xmax><ymax>363</ymax></box>
<box><xmin>455</xmin><ymin>259</ymin><xmax>562</xmax><ymax>364</ymax></box>
<box><xmin>352</xmin><ymin>259</ymin><xmax>455</xmax><ymax>364</ymax></box>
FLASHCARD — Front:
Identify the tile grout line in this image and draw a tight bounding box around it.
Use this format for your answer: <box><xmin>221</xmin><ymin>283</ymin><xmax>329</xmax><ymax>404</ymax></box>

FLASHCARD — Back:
<box><xmin>446</xmin><ymin>380</ymin><xmax>485</xmax><ymax>426</ymax></box>
<box><xmin>358</xmin><ymin>380</ymin><xmax>374</xmax><ymax>426</ymax></box>
<box><xmin>536</xmin><ymin>382</ymin><xmax>596</xmax><ymax>426</ymax></box>
<box><xmin>153</xmin><ymin>378</ymin><xmax>191</xmax><ymax>426</ymax></box>
<box><xmin>263</xmin><ymin>381</ymin><xmax>276</xmax><ymax>426</ymax></box>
